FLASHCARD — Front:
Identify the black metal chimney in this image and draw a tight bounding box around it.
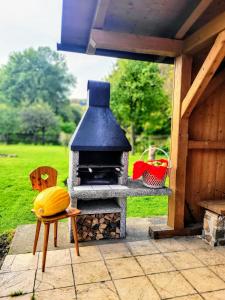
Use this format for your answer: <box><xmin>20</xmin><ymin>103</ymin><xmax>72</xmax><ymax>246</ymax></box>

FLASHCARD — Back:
<box><xmin>70</xmin><ymin>80</ymin><xmax>131</xmax><ymax>151</ymax></box>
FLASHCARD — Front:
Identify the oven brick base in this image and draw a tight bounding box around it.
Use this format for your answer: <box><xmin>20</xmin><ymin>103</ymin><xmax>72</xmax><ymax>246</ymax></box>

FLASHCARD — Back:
<box><xmin>75</xmin><ymin>213</ymin><xmax>121</xmax><ymax>241</ymax></box>
<box><xmin>202</xmin><ymin>210</ymin><xmax>225</xmax><ymax>246</ymax></box>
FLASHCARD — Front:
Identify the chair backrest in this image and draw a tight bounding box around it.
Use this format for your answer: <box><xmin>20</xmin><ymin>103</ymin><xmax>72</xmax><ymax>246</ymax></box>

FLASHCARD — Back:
<box><xmin>29</xmin><ymin>166</ymin><xmax>58</xmax><ymax>192</ymax></box>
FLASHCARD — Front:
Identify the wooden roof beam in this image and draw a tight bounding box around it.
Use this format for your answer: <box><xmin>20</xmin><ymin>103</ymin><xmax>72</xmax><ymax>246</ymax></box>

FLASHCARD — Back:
<box><xmin>175</xmin><ymin>0</ymin><xmax>213</xmax><ymax>39</ymax></box>
<box><xmin>86</xmin><ymin>0</ymin><xmax>111</xmax><ymax>54</ymax></box>
<box><xmin>181</xmin><ymin>30</ymin><xmax>225</xmax><ymax>119</ymax></box>
<box><xmin>184</xmin><ymin>11</ymin><xmax>225</xmax><ymax>54</ymax></box>
<box><xmin>90</xmin><ymin>29</ymin><xmax>183</xmax><ymax>57</ymax></box>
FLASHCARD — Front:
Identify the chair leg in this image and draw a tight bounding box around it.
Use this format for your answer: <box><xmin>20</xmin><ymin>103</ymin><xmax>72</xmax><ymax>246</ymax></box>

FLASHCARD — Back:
<box><xmin>54</xmin><ymin>221</ymin><xmax>58</xmax><ymax>247</ymax></box>
<box><xmin>71</xmin><ymin>217</ymin><xmax>79</xmax><ymax>256</ymax></box>
<box><xmin>33</xmin><ymin>220</ymin><xmax>41</xmax><ymax>255</ymax></box>
<box><xmin>42</xmin><ymin>223</ymin><xmax>50</xmax><ymax>272</ymax></box>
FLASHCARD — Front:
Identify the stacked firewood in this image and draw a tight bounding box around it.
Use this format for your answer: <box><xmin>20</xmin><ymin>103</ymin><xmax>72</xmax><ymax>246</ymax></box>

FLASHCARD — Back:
<box><xmin>76</xmin><ymin>213</ymin><xmax>121</xmax><ymax>241</ymax></box>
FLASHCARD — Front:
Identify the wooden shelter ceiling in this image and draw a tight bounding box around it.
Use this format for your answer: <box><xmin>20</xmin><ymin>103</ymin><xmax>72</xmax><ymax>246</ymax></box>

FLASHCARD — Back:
<box><xmin>58</xmin><ymin>0</ymin><xmax>225</xmax><ymax>63</ymax></box>
<box><xmin>103</xmin><ymin>0</ymin><xmax>200</xmax><ymax>38</ymax></box>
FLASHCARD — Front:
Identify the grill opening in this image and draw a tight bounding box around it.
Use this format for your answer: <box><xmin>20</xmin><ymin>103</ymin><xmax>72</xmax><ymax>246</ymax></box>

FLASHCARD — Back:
<box><xmin>78</xmin><ymin>167</ymin><xmax>120</xmax><ymax>185</ymax></box>
<box><xmin>78</xmin><ymin>151</ymin><xmax>123</xmax><ymax>185</ymax></box>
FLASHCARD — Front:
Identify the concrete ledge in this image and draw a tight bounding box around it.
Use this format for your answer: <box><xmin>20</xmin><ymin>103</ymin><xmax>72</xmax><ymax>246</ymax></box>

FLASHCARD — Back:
<box><xmin>71</xmin><ymin>178</ymin><xmax>171</xmax><ymax>199</ymax></box>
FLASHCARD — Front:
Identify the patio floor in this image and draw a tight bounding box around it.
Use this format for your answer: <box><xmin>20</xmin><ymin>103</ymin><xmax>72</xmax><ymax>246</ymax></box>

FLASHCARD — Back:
<box><xmin>2</xmin><ymin>234</ymin><xmax>225</xmax><ymax>299</ymax></box>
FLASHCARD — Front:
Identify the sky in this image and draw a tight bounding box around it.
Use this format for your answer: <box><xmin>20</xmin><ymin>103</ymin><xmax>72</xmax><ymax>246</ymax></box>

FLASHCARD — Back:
<box><xmin>0</xmin><ymin>0</ymin><xmax>116</xmax><ymax>99</ymax></box>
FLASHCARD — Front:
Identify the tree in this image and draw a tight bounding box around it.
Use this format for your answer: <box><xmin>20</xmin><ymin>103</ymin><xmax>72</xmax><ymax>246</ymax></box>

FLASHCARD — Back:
<box><xmin>106</xmin><ymin>60</ymin><xmax>170</xmax><ymax>152</ymax></box>
<box><xmin>0</xmin><ymin>47</ymin><xmax>75</xmax><ymax>119</ymax></box>
<box><xmin>20</xmin><ymin>102</ymin><xmax>60</xmax><ymax>144</ymax></box>
<box><xmin>0</xmin><ymin>105</ymin><xmax>21</xmax><ymax>143</ymax></box>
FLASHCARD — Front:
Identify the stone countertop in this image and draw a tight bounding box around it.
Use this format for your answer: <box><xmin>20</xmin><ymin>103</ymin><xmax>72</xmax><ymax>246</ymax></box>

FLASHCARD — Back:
<box><xmin>71</xmin><ymin>178</ymin><xmax>172</xmax><ymax>199</ymax></box>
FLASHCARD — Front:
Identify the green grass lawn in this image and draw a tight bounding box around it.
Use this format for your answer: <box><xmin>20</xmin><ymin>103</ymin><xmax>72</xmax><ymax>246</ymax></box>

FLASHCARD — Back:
<box><xmin>0</xmin><ymin>144</ymin><xmax>168</xmax><ymax>234</ymax></box>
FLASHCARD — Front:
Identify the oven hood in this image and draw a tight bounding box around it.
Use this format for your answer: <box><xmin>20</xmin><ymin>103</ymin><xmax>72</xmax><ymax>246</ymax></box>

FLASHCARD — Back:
<box><xmin>70</xmin><ymin>80</ymin><xmax>132</xmax><ymax>152</ymax></box>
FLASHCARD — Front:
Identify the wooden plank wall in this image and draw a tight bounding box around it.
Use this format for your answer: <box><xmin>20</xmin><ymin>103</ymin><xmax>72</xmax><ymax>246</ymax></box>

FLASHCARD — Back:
<box><xmin>185</xmin><ymin>70</ymin><xmax>225</xmax><ymax>225</ymax></box>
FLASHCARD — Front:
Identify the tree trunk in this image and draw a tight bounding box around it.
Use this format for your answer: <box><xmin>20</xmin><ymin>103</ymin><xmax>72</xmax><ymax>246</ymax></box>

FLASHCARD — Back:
<box><xmin>41</xmin><ymin>128</ymin><xmax>46</xmax><ymax>145</ymax></box>
<box><xmin>130</xmin><ymin>123</ymin><xmax>135</xmax><ymax>154</ymax></box>
<box><xmin>33</xmin><ymin>133</ymin><xmax>37</xmax><ymax>144</ymax></box>
<box><xmin>149</xmin><ymin>147</ymin><xmax>156</xmax><ymax>160</ymax></box>
<box><xmin>5</xmin><ymin>134</ymin><xmax>9</xmax><ymax>144</ymax></box>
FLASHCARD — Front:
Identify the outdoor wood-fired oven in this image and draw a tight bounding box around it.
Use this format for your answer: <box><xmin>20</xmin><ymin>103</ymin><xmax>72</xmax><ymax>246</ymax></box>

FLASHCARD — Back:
<box><xmin>68</xmin><ymin>80</ymin><xmax>131</xmax><ymax>241</ymax></box>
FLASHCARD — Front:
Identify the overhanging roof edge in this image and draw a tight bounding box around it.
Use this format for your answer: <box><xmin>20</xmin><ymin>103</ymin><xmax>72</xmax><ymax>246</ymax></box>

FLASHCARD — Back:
<box><xmin>57</xmin><ymin>43</ymin><xmax>174</xmax><ymax>64</ymax></box>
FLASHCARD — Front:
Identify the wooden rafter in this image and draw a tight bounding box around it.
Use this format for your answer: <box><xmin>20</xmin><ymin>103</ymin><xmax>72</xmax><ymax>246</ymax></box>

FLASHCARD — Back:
<box><xmin>86</xmin><ymin>0</ymin><xmax>111</xmax><ymax>54</ymax></box>
<box><xmin>90</xmin><ymin>29</ymin><xmax>183</xmax><ymax>57</ymax></box>
<box><xmin>175</xmin><ymin>0</ymin><xmax>213</xmax><ymax>39</ymax></box>
<box><xmin>181</xmin><ymin>30</ymin><xmax>225</xmax><ymax>119</ymax></box>
<box><xmin>94</xmin><ymin>0</ymin><xmax>111</xmax><ymax>29</ymax></box>
<box><xmin>184</xmin><ymin>11</ymin><xmax>225</xmax><ymax>54</ymax></box>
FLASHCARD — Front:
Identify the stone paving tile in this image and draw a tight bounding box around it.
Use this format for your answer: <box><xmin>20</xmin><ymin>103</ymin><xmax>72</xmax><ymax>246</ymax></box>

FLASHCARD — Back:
<box><xmin>38</xmin><ymin>249</ymin><xmax>71</xmax><ymax>268</ymax></box>
<box><xmin>35</xmin><ymin>265</ymin><xmax>74</xmax><ymax>291</ymax></box>
<box><xmin>70</xmin><ymin>245</ymin><xmax>103</xmax><ymax>263</ymax></box>
<box><xmin>191</xmin><ymin>248</ymin><xmax>225</xmax><ymax>266</ymax></box>
<box><xmin>149</xmin><ymin>271</ymin><xmax>196</xmax><ymax>299</ymax></box>
<box><xmin>0</xmin><ymin>294</ymin><xmax>33</xmax><ymax>300</ymax></box>
<box><xmin>165</xmin><ymin>251</ymin><xmax>204</xmax><ymax>270</ymax></box>
<box><xmin>0</xmin><ymin>269</ymin><xmax>35</xmax><ymax>297</ymax></box>
<box><xmin>0</xmin><ymin>255</ymin><xmax>15</xmax><ymax>273</ymax></box>
<box><xmin>175</xmin><ymin>237</ymin><xmax>210</xmax><ymax>250</ymax></box>
<box><xmin>114</xmin><ymin>275</ymin><xmax>160</xmax><ymax>300</ymax></box>
<box><xmin>181</xmin><ymin>267</ymin><xmax>225</xmax><ymax>293</ymax></box>
<box><xmin>73</xmin><ymin>261</ymin><xmax>110</xmax><ymax>285</ymax></box>
<box><xmin>76</xmin><ymin>281</ymin><xmax>119</xmax><ymax>300</ymax></box>
<box><xmin>1</xmin><ymin>253</ymin><xmax>38</xmax><ymax>272</ymax></box>
<box><xmin>106</xmin><ymin>257</ymin><xmax>144</xmax><ymax>280</ymax></box>
<box><xmin>214</xmin><ymin>246</ymin><xmax>225</xmax><ymax>258</ymax></box>
<box><xmin>209</xmin><ymin>264</ymin><xmax>225</xmax><ymax>281</ymax></box>
<box><xmin>127</xmin><ymin>240</ymin><xmax>159</xmax><ymax>256</ymax></box>
<box><xmin>136</xmin><ymin>253</ymin><xmax>175</xmax><ymax>274</ymax></box>
<box><xmin>152</xmin><ymin>238</ymin><xmax>186</xmax><ymax>253</ymax></box>
<box><xmin>169</xmin><ymin>295</ymin><xmax>203</xmax><ymax>300</ymax></box>
<box><xmin>202</xmin><ymin>290</ymin><xmax>225</xmax><ymax>300</ymax></box>
<box><xmin>35</xmin><ymin>287</ymin><xmax>76</xmax><ymax>299</ymax></box>
<box><xmin>99</xmin><ymin>243</ymin><xmax>132</xmax><ymax>259</ymax></box>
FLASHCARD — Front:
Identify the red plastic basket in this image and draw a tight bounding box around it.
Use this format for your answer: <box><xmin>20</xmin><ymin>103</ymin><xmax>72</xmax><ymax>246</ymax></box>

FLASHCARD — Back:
<box><xmin>140</xmin><ymin>147</ymin><xmax>171</xmax><ymax>188</ymax></box>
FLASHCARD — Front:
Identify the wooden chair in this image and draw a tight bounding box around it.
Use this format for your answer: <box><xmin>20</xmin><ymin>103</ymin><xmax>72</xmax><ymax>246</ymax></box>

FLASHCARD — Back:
<box><xmin>30</xmin><ymin>166</ymin><xmax>80</xmax><ymax>272</ymax></box>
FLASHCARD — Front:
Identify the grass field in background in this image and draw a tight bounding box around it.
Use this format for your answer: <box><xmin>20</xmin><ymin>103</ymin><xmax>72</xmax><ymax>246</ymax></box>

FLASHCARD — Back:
<box><xmin>0</xmin><ymin>144</ymin><xmax>168</xmax><ymax>233</ymax></box>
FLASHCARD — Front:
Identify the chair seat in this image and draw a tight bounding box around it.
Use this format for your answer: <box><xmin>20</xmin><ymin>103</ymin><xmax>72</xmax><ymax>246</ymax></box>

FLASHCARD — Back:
<box><xmin>32</xmin><ymin>207</ymin><xmax>81</xmax><ymax>223</ymax></box>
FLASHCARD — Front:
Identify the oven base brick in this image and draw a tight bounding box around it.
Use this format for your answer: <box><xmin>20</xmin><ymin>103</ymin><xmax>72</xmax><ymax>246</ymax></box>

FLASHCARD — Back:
<box><xmin>202</xmin><ymin>210</ymin><xmax>225</xmax><ymax>246</ymax></box>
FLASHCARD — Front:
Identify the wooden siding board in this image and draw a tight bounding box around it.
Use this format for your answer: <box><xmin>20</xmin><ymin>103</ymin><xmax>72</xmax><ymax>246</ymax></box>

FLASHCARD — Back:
<box><xmin>186</xmin><ymin>77</ymin><xmax>225</xmax><ymax>224</ymax></box>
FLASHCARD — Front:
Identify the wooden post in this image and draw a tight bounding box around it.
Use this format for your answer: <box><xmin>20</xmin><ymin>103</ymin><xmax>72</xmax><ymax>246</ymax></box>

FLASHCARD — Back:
<box><xmin>168</xmin><ymin>55</ymin><xmax>192</xmax><ymax>230</ymax></box>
